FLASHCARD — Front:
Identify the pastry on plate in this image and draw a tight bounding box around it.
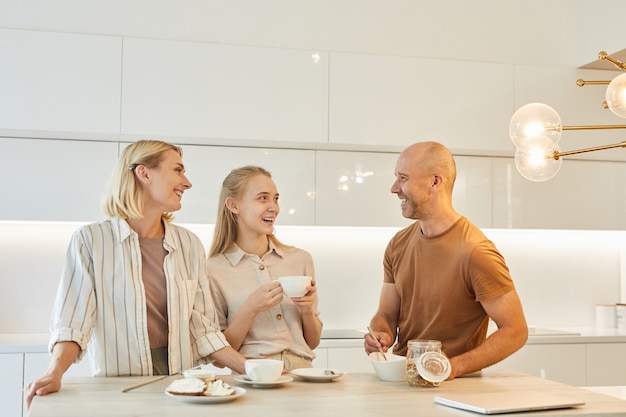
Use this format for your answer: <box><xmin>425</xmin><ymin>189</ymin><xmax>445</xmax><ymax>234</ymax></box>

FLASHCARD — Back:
<box><xmin>165</xmin><ymin>378</ymin><xmax>207</xmax><ymax>396</ymax></box>
<box><xmin>166</xmin><ymin>377</ymin><xmax>235</xmax><ymax>397</ymax></box>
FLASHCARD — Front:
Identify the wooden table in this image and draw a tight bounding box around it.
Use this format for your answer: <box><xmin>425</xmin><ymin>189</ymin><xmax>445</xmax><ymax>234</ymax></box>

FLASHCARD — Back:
<box><xmin>28</xmin><ymin>371</ymin><xmax>626</xmax><ymax>416</ymax></box>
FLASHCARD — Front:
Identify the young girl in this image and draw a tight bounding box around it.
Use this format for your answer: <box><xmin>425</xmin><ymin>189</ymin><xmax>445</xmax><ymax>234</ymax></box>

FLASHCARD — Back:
<box><xmin>207</xmin><ymin>166</ymin><xmax>322</xmax><ymax>370</ymax></box>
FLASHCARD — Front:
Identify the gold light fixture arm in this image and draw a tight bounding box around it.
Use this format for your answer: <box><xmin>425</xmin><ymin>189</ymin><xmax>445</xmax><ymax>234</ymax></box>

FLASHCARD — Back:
<box><xmin>542</xmin><ymin>125</ymin><xmax>626</xmax><ymax>133</ymax></box>
<box><xmin>509</xmin><ymin>51</ymin><xmax>626</xmax><ymax>181</ymax></box>
<box><xmin>562</xmin><ymin>124</ymin><xmax>626</xmax><ymax>130</ymax></box>
<box><xmin>577</xmin><ymin>79</ymin><xmax>610</xmax><ymax>87</ymax></box>
<box><xmin>550</xmin><ymin>141</ymin><xmax>626</xmax><ymax>160</ymax></box>
<box><xmin>598</xmin><ymin>51</ymin><xmax>626</xmax><ymax>71</ymax></box>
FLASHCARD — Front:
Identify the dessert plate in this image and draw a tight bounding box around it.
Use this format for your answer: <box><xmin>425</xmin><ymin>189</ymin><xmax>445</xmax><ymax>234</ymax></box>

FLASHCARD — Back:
<box><xmin>233</xmin><ymin>375</ymin><xmax>293</xmax><ymax>387</ymax></box>
<box><xmin>165</xmin><ymin>386</ymin><xmax>246</xmax><ymax>403</ymax></box>
<box><xmin>290</xmin><ymin>368</ymin><xmax>347</xmax><ymax>382</ymax></box>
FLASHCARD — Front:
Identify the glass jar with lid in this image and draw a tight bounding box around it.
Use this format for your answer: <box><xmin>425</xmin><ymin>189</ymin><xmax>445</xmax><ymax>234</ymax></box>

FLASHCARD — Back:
<box><xmin>406</xmin><ymin>339</ymin><xmax>451</xmax><ymax>387</ymax></box>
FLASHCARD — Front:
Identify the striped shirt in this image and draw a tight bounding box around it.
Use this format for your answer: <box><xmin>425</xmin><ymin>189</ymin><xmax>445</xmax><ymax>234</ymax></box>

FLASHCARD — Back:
<box><xmin>49</xmin><ymin>217</ymin><xmax>229</xmax><ymax>376</ymax></box>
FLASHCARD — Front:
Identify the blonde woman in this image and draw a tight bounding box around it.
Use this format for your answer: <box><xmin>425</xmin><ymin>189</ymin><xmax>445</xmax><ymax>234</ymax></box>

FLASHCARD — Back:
<box><xmin>207</xmin><ymin>166</ymin><xmax>322</xmax><ymax>371</ymax></box>
<box><xmin>25</xmin><ymin>140</ymin><xmax>246</xmax><ymax>408</ymax></box>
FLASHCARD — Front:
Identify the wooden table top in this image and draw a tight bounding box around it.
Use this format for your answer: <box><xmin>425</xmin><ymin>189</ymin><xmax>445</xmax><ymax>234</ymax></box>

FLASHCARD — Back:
<box><xmin>28</xmin><ymin>370</ymin><xmax>626</xmax><ymax>417</ymax></box>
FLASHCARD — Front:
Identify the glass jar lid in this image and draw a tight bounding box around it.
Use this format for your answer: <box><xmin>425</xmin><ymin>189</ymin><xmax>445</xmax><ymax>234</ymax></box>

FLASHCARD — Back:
<box><xmin>416</xmin><ymin>351</ymin><xmax>451</xmax><ymax>383</ymax></box>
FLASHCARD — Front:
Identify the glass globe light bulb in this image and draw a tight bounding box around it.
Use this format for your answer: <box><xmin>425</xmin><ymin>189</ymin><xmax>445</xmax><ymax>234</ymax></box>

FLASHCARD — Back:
<box><xmin>514</xmin><ymin>135</ymin><xmax>563</xmax><ymax>182</ymax></box>
<box><xmin>605</xmin><ymin>73</ymin><xmax>626</xmax><ymax>118</ymax></box>
<box><xmin>509</xmin><ymin>103</ymin><xmax>562</xmax><ymax>148</ymax></box>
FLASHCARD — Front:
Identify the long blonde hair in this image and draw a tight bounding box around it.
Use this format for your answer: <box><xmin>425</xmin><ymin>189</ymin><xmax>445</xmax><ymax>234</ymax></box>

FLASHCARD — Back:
<box><xmin>209</xmin><ymin>165</ymin><xmax>283</xmax><ymax>257</ymax></box>
<box><xmin>102</xmin><ymin>140</ymin><xmax>183</xmax><ymax>221</ymax></box>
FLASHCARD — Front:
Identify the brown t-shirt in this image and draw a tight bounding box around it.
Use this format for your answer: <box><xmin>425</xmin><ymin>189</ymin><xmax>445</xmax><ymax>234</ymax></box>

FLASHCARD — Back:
<box><xmin>384</xmin><ymin>217</ymin><xmax>515</xmax><ymax>358</ymax></box>
<box><xmin>139</xmin><ymin>236</ymin><xmax>169</xmax><ymax>349</ymax></box>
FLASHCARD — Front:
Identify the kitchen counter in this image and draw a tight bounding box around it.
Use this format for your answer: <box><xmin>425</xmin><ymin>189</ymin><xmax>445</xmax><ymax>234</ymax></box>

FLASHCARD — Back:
<box><xmin>0</xmin><ymin>333</ymin><xmax>51</xmax><ymax>353</ymax></box>
<box><xmin>510</xmin><ymin>327</ymin><xmax>626</xmax><ymax>344</ymax></box>
<box><xmin>5</xmin><ymin>327</ymin><xmax>626</xmax><ymax>353</ymax></box>
<box><xmin>28</xmin><ymin>371</ymin><xmax>626</xmax><ymax>417</ymax></box>
<box><xmin>317</xmin><ymin>326</ymin><xmax>626</xmax><ymax>347</ymax></box>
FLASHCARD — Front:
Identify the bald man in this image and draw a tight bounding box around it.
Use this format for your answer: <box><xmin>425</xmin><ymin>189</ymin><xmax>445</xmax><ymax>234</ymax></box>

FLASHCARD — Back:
<box><xmin>365</xmin><ymin>141</ymin><xmax>528</xmax><ymax>380</ymax></box>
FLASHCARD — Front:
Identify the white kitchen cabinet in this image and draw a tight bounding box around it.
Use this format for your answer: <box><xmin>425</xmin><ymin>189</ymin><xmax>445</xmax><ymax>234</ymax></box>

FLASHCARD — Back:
<box><xmin>121</xmin><ymin>38</ymin><xmax>328</xmax><ymax>144</ymax></box>
<box><xmin>171</xmin><ymin>144</ymin><xmax>316</xmax><ymax>225</ymax></box>
<box><xmin>586</xmin><ymin>343</ymin><xmax>626</xmax><ymax>386</ymax></box>
<box><xmin>312</xmin><ymin>348</ymin><xmax>328</xmax><ymax>369</ymax></box>
<box><xmin>315</xmin><ymin>151</ymin><xmax>493</xmax><ymax>228</ymax></box>
<box><xmin>486</xmin><ymin>343</ymin><xmax>587</xmax><ymax>386</ymax></box>
<box><xmin>328</xmin><ymin>52</ymin><xmax>515</xmax><ymax>152</ymax></box>
<box><xmin>452</xmin><ymin>156</ymin><xmax>493</xmax><ymax>228</ymax></box>
<box><xmin>314</xmin><ymin>150</ymin><xmax>409</xmax><ymax>227</ymax></box>
<box><xmin>0</xmin><ymin>29</ymin><xmax>121</xmax><ymax>137</ymax></box>
<box><xmin>2</xmin><ymin>28</ymin><xmax>625</xmax><ymax>231</ymax></box>
<box><xmin>0</xmin><ymin>354</ymin><xmax>24</xmax><ymax>417</ymax></box>
<box><xmin>492</xmin><ymin>157</ymin><xmax>626</xmax><ymax>230</ymax></box>
<box><xmin>327</xmin><ymin>347</ymin><xmax>372</xmax><ymax>373</ymax></box>
<box><xmin>0</xmin><ymin>138</ymin><xmax>119</xmax><ymax>221</ymax></box>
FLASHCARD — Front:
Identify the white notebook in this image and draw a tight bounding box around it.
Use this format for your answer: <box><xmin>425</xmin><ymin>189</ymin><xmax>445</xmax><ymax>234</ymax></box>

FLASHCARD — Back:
<box><xmin>434</xmin><ymin>391</ymin><xmax>585</xmax><ymax>415</ymax></box>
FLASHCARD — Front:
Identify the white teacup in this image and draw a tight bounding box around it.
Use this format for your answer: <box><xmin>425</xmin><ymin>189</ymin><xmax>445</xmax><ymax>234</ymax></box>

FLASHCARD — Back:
<box><xmin>244</xmin><ymin>359</ymin><xmax>284</xmax><ymax>382</ymax></box>
<box><xmin>277</xmin><ymin>275</ymin><xmax>312</xmax><ymax>297</ymax></box>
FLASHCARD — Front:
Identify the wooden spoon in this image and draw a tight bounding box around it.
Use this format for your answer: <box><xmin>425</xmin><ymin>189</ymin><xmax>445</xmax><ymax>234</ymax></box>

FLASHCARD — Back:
<box><xmin>367</xmin><ymin>326</ymin><xmax>387</xmax><ymax>361</ymax></box>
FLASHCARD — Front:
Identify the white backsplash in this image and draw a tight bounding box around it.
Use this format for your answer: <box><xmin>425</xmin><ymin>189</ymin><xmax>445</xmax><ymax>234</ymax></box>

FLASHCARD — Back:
<box><xmin>0</xmin><ymin>221</ymin><xmax>623</xmax><ymax>335</ymax></box>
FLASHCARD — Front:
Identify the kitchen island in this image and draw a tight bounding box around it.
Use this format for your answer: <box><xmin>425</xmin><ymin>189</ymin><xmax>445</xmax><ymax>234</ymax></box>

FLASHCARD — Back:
<box><xmin>28</xmin><ymin>370</ymin><xmax>626</xmax><ymax>417</ymax></box>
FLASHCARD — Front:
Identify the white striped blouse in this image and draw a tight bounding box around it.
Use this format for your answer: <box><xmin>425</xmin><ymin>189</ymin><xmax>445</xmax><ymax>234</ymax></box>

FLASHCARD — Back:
<box><xmin>48</xmin><ymin>217</ymin><xmax>229</xmax><ymax>376</ymax></box>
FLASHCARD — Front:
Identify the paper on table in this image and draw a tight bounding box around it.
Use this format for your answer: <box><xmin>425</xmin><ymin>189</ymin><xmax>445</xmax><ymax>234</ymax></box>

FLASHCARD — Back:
<box><xmin>434</xmin><ymin>391</ymin><xmax>584</xmax><ymax>415</ymax></box>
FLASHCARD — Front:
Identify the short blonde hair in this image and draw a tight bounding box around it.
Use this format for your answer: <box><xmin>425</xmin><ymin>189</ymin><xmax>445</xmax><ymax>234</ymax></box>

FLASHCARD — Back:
<box><xmin>102</xmin><ymin>140</ymin><xmax>183</xmax><ymax>221</ymax></box>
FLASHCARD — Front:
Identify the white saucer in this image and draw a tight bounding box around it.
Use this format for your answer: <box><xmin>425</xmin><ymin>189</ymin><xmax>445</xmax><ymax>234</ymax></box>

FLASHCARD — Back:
<box><xmin>165</xmin><ymin>386</ymin><xmax>246</xmax><ymax>403</ymax></box>
<box><xmin>290</xmin><ymin>368</ymin><xmax>347</xmax><ymax>382</ymax></box>
<box><xmin>233</xmin><ymin>375</ymin><xmax>293</xmax><ymax>387</ymax></box>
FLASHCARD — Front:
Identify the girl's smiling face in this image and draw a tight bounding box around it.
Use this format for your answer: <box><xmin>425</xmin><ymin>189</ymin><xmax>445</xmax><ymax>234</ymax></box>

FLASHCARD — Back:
<box><xmin>229</xmin><ymin>174</ymin><xmax>280</xmax><ymax>238</ymax></box>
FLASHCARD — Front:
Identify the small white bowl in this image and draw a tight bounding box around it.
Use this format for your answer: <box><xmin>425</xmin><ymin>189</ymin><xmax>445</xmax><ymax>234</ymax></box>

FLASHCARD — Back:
<box><xmin>369</xmin><ymin>352</ymin><xmax>407</xmax><ymax>382</ymax></box>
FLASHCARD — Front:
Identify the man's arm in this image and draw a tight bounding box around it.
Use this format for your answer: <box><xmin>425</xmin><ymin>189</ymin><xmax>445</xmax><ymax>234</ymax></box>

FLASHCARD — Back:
<box><xmin>448</xmin><ymin>289</ymin><xmax>528</xmax><ymax>379</ymax></box>
<box><xmin>365</xmin><ymin>282</ymin><xmax>401</xmax><ymax>354</ymax></box>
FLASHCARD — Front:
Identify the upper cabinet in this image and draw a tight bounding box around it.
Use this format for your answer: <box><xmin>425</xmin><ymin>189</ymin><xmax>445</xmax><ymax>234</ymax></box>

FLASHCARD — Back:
<box><xmin>492</xmin><ymin>157</ymin><xmax>626</xmax><ymax>230</ymax></box>
<box><xmin>1</xmin><ymin>138</ymin><xmax>118</xmax><ymax>222</ymax></box>
<box><xmin>2</xmin><ymin>29</ymin><xmax>626</xmax><ymax>230</ymax></box>
<box><xmin>0</xmin><ymin>29</ymin><xmax>121</xmax><ymax>137</ymax></box>
<box><xmin>315</xmin><ymin>150</ymin><xmax>409</xmax><ymax>227</ymax></box>
<box><xmin>170</xmin><ymin>144</ymin><xmax>316</xmax><ymax>225</ymax></box>
<box><xmin>121</xmin><ymin>38</ymin><xmax>328</xmax><ymax>144</ymax></box>
<box><xmin>328</xmin><ymin>52</ymin><xmax>515</xmax><ymax>152</ymax></box>
<box><xmin>314</xmin><ymin>151</ymin><xmax>493</xmax><ymax>228</ymax></box>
